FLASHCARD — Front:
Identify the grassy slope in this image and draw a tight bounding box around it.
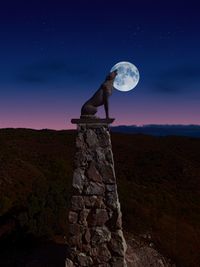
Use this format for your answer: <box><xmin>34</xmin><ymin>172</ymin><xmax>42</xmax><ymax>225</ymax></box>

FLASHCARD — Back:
<box><xmin>0</xmin><ymin>129</ymin><xmax>200</xmax><ymax>267</ymax></box>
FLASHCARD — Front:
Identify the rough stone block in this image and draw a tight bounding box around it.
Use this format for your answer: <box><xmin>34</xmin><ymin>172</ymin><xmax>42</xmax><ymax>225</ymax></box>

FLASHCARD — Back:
<box><xmin>82</xmin><ymin>243</ymin><xmax>91</xmax><ymax>253</ymax></box>
<box><xmin>84</xmin><ymin>196</ymin><xmax>105</xmax><ymax>208</ymax></box>
<box><xmin>98</xmin><ymin>163</ymin><xmax>116</xmax><ymax>184</ymax></box>
<box><xmin>68</xmin><ymin>223</ymin><xmax>83</xmax><ymax>236</ymax></box>
<box><xmin>86</xmin><ymin>129</ymin><xmax>99</xmax><ymax>148</ymax></box>
<box><xmin>106</xmin><ymin>209</ymin><xmax>122</xmax><ymax>230</ymax></box>
<box><xmin>90</xmin><ymin>243</ymin><xmax>112</xmax><ymax>263</ymax></box>
<box><xmin>111</xmin><ymin>257</ymin><xmax>127</xmax><ymax>267</ymax></box>
<box><xmin>74</xmin><ymin>151</ymin><xmax>88</xmax><ymax>167</ymax></box>
<box><xmin>72</xmin><ymin>168</ymin><xmax>85</xmax><ymax>194</ymax></box>
<box><xmin>87</xmin><ymin>161</ymin><xmax>103</xmax><ymax>182</ymax></box>
<box><xmin>69</xmin><ymin>234</ymin><xmax>82</xmax><ymax>249</ymax></box>
<box><xmin>108</xmin><ymin>230</ymin><xmax>127</xmax><ymax>257</ymax></box>
<box><xmin>85</xmin><ymin>181</ymin><xmax>105</xmax><ymax>195</ymax></box>
<box><xmin>88</xmin><ymin>208</ymin><xmax>109</xmax><ymax>226</ymax></box>
<box><xmin>77</xmin><ymin>252</ymin><xmax>93</xmax><ymax>266</ymax></box>
<box><xmin>106</xmin><ymin>184</ymin><xmax>117</xmax><ymax>192</ymax></box>
<box><xmin>79</xmin><ymin>209</ymin><xmax>90</xmax><ymax>226</ymax></box>
<box><xmin>83</xmin><ymin>228</ymin><xmax>91</xmax><ymax>244</ymax></box>
<box><xmin>76</xmin><ymin>132</ymin><xmax>87</xmax><ymax>150</ymax></box>
<box><xmin>106</xmin><ymin>192</ymin><xmax>120</xmax><ymax>210</ymax></box>
<box><xmin>105</xmin><ymin>148</ymin><xmax>114</xmax><ymax>164</ymax></box>
<box><xmin>68</xmin><ymin>211</ymin><xmax>78</xmax><ymax>224</ymax></box>
<box><xmin>94</xmin><ymin>264</ymin><xmax>111</xmax><ymax>267</ymax></box>
<box><xmin>96</xmin><ymin>147</ymin><xmax>107</xmax><ymax>163</ymax></box>
<box><xmin>71</xmin><ymin>196</ymin><xmax>84</xmax><ymax>210</ymax></box>
<box><xmin>65</xmin><ymin>258</ymin><xmax>74</xmax><ymax>267</ymax></box>
<box><xmin>91</xmin><ymin>226</ymin><xmax>111</xmax><ymax>245</ymax></box>
<box><xmin>95</xmin><ymin>127</ymin><xmax>111</xmax><ymax>148</ymax></box>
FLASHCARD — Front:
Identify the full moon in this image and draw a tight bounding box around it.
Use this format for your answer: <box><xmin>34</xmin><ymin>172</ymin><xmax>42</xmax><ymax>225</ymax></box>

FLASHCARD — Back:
<box><xmin>110</xmin><ymin>61</ymin><xmax>140</xmax><ymax>92</ymax></box>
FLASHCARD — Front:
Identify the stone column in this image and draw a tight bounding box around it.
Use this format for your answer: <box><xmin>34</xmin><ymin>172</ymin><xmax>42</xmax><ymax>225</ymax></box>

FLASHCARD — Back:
<box><xmin>66</xmin><ymin>119</ymin><xmax>127</xmax><ymax>267</ymax></box>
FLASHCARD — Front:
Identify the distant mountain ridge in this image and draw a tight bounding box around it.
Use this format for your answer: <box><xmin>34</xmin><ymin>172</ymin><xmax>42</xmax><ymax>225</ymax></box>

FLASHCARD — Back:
<box><xmin>111</xmin><ymin>124</ymin><xmax>200</xmax><ymax>137</ymax></box>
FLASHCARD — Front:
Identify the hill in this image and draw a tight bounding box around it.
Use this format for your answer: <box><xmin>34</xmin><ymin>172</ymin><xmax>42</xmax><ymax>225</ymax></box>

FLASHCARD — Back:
<box><xmin>0</xmin><ymin>128</ymin><xmax>200</xmax><ymax>267</ymax></box>
<box><xmin>112</xmin><ymin>124</ymin><xmax>200</xmax><ymax>137</ymax></box>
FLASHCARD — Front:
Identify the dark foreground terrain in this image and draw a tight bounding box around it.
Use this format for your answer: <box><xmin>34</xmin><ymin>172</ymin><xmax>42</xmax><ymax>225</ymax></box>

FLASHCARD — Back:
<box><xmin>0</xmin><ymin>128</ymin><xmax>200</xmax><ymax>267</ymax></box>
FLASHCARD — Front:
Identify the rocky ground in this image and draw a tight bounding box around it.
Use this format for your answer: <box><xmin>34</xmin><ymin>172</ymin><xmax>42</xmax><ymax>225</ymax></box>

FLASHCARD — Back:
<box><xmin>0</xmin><ymin>232</ymin><xmax>175</xmax><ymax>267</ymax></box>
<box><xmin>125</xmin><ymin>232</ymin><xmax>176</xmax><ymax>267</ymax></box>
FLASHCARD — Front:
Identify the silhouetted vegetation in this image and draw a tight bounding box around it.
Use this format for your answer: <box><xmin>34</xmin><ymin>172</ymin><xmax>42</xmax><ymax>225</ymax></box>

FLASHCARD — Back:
<box><xmin>0</xmin><ymin>128</ymin><xmax>200</xmax><ymax>267</ymax></box>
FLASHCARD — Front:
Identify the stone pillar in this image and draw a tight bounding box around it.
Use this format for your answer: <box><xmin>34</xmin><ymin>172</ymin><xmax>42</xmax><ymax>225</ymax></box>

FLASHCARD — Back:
<box><xmin>66</xmin><ymin>119</ymin><xmax>127</xmax><ymax>267</ymax></box>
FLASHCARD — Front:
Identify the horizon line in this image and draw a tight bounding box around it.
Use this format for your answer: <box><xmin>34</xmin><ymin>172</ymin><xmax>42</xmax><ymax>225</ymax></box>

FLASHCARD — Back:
<box><xmin>1</xmin><ymin>123</ymin><xmax>200</xmax><ymax>131</ymax></box>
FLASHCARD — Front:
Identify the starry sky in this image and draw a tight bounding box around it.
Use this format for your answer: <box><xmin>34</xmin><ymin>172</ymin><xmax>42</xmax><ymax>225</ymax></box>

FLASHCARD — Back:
<box><xmin>0</xmin><ymin>0</ymin><xmax>200</xmax><ymax>129</ymax></box>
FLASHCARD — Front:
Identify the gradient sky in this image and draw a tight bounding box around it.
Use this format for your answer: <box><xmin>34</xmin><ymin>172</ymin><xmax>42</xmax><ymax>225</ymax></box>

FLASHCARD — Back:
<box><xmin>0</xmin><ymin>0</ymin><xmax>200</xmax><ymax>129</ymax></box>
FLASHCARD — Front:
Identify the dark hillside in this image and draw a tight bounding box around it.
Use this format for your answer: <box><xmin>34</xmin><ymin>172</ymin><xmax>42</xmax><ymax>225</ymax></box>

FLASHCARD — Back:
<box><xmin>0</xmin><ymin>129</ymin><xmax>200</xmax><ymax>267</ymax></box>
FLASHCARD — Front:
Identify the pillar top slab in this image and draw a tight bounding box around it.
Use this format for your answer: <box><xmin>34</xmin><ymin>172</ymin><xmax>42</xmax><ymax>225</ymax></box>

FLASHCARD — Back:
<box><xmin>71</xmin><ymin>118</ymin><xmax>115</xmax><ymax>125</ymax></box>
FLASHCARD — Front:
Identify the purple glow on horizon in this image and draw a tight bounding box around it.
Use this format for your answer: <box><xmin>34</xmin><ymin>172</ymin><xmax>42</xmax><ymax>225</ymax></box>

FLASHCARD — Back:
<box><xmin>0</xmin><ymin>1</ymin><xmax>199</xmax><ymax>129</ymax></box>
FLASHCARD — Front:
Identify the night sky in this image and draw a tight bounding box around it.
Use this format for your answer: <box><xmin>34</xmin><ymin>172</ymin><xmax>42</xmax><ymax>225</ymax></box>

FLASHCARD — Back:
<box><xmin>0</xmin><ymin>0</ymin><xmax>200</xmax><ymax>129</ymax></box>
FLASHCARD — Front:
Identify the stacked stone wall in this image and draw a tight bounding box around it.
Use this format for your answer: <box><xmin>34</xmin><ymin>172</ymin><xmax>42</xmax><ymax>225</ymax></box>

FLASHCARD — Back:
<box><xmin>66</xmin><ymin>123</ymin><xmax>127</xmax><ymax>267</ymax></box>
